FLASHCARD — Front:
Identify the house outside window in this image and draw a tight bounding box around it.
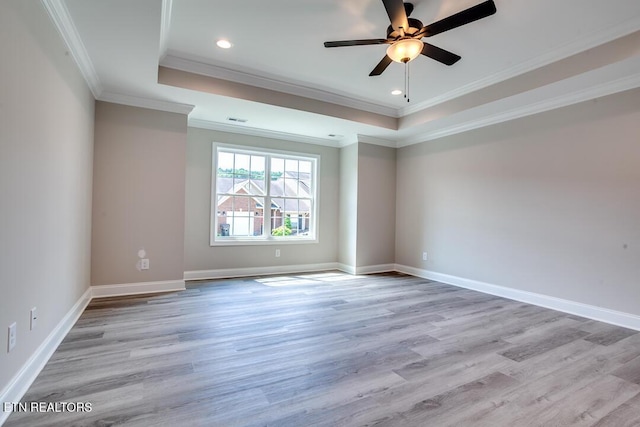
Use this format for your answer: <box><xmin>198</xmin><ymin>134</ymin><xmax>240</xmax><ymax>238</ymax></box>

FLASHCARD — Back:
<box><xmin>211</xmin><ymin>143</ymin><xmax>318</xmax><ymax>245</ymax></box>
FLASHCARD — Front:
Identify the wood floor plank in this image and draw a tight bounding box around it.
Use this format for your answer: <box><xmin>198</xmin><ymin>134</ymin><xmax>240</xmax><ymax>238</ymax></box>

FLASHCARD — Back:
<box><xmin>521</xmin><ymin>374</ymin><xmax>640</xmax><ymax>426</ymax></box>
<box><xmin>592</xmin><ymin>392</ymin><xmax>640</xmax><ymax>427</ymax></box>
<box><xmin>584</xmin><ymin>326</ymin><xmax>639</xmax><ymax>346</ymax></box>
<box><xmin>499</xmin><ymin>328</ymin><xmax>590</xmax><ymax>362</ymax></box>
<box><xmin>613</xmin><ymin>354</ymin><xmax>640</xmax><ymax>385</ymax></box>
<box><xmin>6</xmin><ymin>271</ymin><xmax>640</xmax><ymax>426</ymax></box>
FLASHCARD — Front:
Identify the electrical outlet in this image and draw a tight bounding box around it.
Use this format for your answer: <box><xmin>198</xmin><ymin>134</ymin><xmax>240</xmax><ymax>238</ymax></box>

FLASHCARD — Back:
<box><xmin>8</xmin><ymin>322</ymin><xmax>16</xmax><ymax>352</ymax></box>
<box><xmin>140</xmin><ymin>258</ymin><xmax>150</xmax><ymax>270</ymax></box>
<box><xmin>422</xmin><ymin>252</ymin><xmax>428</xmax><ymax>261</ymax></box>
<box><xmin>30</xmin><ymin>307</ymin><xmax>37</xmax><ymax>330</ymax></box>
<box><xmin>275</xmin><ymin>249</ymin><xmax>281</xmax><ymax>258</ymax></box>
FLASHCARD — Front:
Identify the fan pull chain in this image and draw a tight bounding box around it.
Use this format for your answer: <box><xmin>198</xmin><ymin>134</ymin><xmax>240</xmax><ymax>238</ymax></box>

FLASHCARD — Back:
<box><xmin>404</xmin><ymin>61</ymin><xmax>410</xmax><ymax>103</ymax></box>
<box><xmin>404</xmin><ymin>62</ymin><xmax>407</xmax><ymax>101</ymax></box>
<box><xmin>407</xmin><ymin>62</ymin><xmax>411</xmax><ymax>102</ymax></box>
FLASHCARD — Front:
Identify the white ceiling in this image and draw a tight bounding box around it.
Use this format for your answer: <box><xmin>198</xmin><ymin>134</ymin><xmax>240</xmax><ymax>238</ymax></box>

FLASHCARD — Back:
<box><xmin>50</xmin><ymin>0</ymin><xmax>640</xmax><ymax>147</ymax></box>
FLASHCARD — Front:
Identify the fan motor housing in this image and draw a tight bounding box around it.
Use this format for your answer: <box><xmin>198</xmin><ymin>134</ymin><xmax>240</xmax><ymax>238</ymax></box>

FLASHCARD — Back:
<box><xmin>387</xmin><ymin>18</ymin><xmax>424</xmax><ymax>39</ymax></box>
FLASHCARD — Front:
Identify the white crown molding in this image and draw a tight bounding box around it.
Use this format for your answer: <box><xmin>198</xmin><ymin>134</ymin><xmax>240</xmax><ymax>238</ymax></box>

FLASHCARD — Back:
<box><xmin>357</xmin><ymin>134</ymin><xmax>398</xmax><ymax>148</ymax></box>
<box><xmin>91</xmin><ymin>280</ymin><xmax>185</xmax><ymax>298</ymax></box>
<box><xmin>399</xmin><ymin>14</ymin><xmax>640</xmax><ymax>117</ymax></box>
<box><xmin>189</xmin><ymin>118</ymin><xmax>342</xmax><ymax>148</ymax></box>
<box><xmin>0</xmin><ymin>288</ymin><xmax>92</xmax><ymax>426</ymax></box>
<box><xmin>40</xmin><ymin>0</ymin><xmax>102</xmax><ymax>98</ymax></box>
<box><xmin>158</xmin><ymin>0</ymin><xmax>173</xmax><ymax>60</ymax></box>
<box><xmin>395</xmin><ymin>264</ymin><xmax>640</xmax><ymax>331</ymax></box>
<box><xmin>161</xmin><ymin>53</ymin><xmax>399</xmax><ymax>118</ymax></box>
<box><xmin>98</xmin><ymin>91</ymin><xmax>195</xmax><ymax>115</ymax></box>
<box><xmin>397</xmin><ymin>61</ymin><xmax>640</xmax><ymax>147</ymax></box>
<box><xmin>184</xmin><ymin>263</ymin><xmax>340</xmax><ymax>281</ymax></box>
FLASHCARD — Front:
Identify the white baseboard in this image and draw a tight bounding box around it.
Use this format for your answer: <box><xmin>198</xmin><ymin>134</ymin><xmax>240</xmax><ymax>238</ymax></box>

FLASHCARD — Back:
<box><xmin>337</xmin><ymin>263</ymin><xmax>396</xmax><ymax>275</ymax></box>
<box><xmin>355</xmin><ymin>263</ymin><xmax>396</xmax><ymax>275</ymax></box>
<box><xmin>395</xmin><ymin>264</ymin><xmax>640</xmax><ymax>331</ymax></box>
<box><xmin>337</xmin><ymin>263</ymin><xmax>356</xmax><ymax>275</ymax></box>
<box><xmin>184</xmin><ymin>263</ymin><xmax>340</xmax><ymax>281</ymax></box>
<box><xmin>0</xmin><ymin>287</ymin><xmax>92</xmax><ymax>426</ymax></box>
<box><xmin>91</xmin><ymin>280</ymin><xmax>185</xmax><ymax>298</ymax></box>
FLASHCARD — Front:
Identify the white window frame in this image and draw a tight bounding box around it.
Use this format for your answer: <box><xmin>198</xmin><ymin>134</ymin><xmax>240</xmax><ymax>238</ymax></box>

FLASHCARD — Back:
<box><xmin>210</xmin><ymin>143</ymin><xmax>319</xmax><ymax>246</ymax></box>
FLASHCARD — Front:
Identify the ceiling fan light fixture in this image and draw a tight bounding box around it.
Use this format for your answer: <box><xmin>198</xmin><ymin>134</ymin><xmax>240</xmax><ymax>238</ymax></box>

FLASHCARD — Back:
<box><xmin>386</xmin><ymin>38</ymin><xmax>423</xmax><ymax>63</ymax></box>
<box><xmin>216</xmin><ymin>39</ymin><xmax>232</xmax><ymax>49</ymax></box>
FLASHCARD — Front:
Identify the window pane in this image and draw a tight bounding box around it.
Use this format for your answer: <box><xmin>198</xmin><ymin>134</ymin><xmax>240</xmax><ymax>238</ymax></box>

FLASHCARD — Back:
<box><xmin>271</xmin><ymin>208</ymin><xmax>284</xmax><ymax>236</ymax></box>
<box><xmin>216</xmin><ymin>176</ymin><xmax>233</xmax><ymax>195</ymax></box>
<box><xmin>285</xmin><ymin>159</ymin><xmax>299</xmax><ymax>196</ymax></box>
<box><xmin>305</xmin><ymin>211</ymin><xmax>312</xmax><ymax>236</ymax></box>
<box><xmin>218</xmin><ymin>152</ymin><xmax>234</xmax><ymax>177</ymax></box>
<box><xmin>299</xmin><ymin>160</ymin><xmax>312</xmax><ymax>192</ymax></box>
<box><xmin>291</xmin><ymin>200</ymin><xmax>301</xmax><ymax>235</ymax></box>
<box><xmin>295</xmin><ymin>199</ymin><xmax>311</xmax><ymax>236</ymax></box>
<box><xmin>271</xmin><ymin>157</ymin><xmax>284</xmax><ymax>196</ymax></box>
<box><xmin>285</xmin><ymin>159</ymin><xmax>299</xmax><ymax>174</ymax></box>
<box><xmin>216</xmin><ymin>195</ymin><xmax>229</xmax><ymax>236</ymax></box>
<box><xmin>230</xmin><ymin>215</ymin><xmax>249</xmax><ymax>236</ymax></box>
<box><xmin>299</xmin><ymin>160</ymin><xmax>311</xmax><ymax>173</ymax></box>
<box><xmin>253</xmin><ymin>203</ymin><xmax>264</xmax><ymax>237</ymax></box>
<box><xmin>284</xmin><ymin>179</ymin><xmax>297</xmax><ymax>197</ymax></box>
<box><xmin>226</xmin><ymin>196</ymin><xmax>262</xmax><ymax>237</ymax></box>
<box><xmin>234</xmin><ymin>154</ymin><xmax>250</xmax><ymax>173</ymax></box>
<box><xmin>250</xmin><ymin>155</ymin><xmax>265</xmax><ymax>190</ymax></box>
<box><xmin>233</xmin><ymin>154</ymin><xmax>250</xmax><ymax>190</ymax></box>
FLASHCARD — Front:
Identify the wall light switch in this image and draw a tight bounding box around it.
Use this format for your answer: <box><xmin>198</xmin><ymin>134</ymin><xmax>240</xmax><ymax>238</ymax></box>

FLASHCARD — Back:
<box><xmin>140</xmin><ymin>259</ymin><xmax>150</xmax><ymax>270</ymax></box>
<box><xmin>275</xmin><ymin>249</ymin><xmax>281</xmax><ymax>258</ymax></box>
<box><xmin>8</xmin><ymin>322</ymin><xmax>16</xmax><ymax>352</ymax></box>
<box><xmin>30</xmin><ymin>307</ymin><xmax>37</xmax><ymax>330</ymax></box>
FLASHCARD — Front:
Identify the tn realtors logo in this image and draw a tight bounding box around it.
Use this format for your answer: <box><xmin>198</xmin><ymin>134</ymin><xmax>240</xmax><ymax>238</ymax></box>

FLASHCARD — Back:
<box><xmin>3</xmin><ymin>402</ymin><xmax>92</xmax><ymax>413</ymax></box>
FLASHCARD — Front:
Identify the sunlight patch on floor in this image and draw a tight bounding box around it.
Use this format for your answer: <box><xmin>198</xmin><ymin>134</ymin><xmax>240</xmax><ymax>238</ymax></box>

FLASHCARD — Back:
<box><xmin>256</xmin><ymin>271</ymin><xmax>364</xmax><ymax>286</ymax></box>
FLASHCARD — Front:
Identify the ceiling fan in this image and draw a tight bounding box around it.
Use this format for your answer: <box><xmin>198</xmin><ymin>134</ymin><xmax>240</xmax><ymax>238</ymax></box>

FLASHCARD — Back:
<box><xmin>323</xmin><ymin>0</ymin><xmax>497</xmax><ymax>76</ymax></box>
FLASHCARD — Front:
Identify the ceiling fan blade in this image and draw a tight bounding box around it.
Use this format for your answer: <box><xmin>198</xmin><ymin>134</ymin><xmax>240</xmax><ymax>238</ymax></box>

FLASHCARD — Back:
<box><xmin>421</xmin><ymin>0</ymin><xmax>496</xmax><ymax>37</ymax></box>
<box><xmin>324</xmin><ymin>39</ymin><xmax>389</xmax><ymax>48</ymax></box>
<box><xmin>369</xmin><ymin>55</ymin><xmax>393</xmax><ymax>76</ymax></box>
<box><xmin>382</xmin><ymin>0</ymin><xmax>409</xmax><ymax>32</ymax></box>
<box><xmin>421</xmin><ymin>42</ymin><xmax>461</xmax><ymax>65</ymax></box>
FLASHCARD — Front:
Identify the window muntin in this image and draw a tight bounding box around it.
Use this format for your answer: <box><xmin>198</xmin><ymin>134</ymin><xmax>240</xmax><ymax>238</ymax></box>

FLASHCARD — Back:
<box><xmin>212</xmin><ymin>144</ymin><xmax>318</xmax><ymax>245</ymax></box>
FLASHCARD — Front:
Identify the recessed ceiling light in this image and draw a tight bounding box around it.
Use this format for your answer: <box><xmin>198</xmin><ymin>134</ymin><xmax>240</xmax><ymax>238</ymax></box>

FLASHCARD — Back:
<box><xmin>391</xmin><ymin>89</ymin><xmax>402</xmax><ymax>96</ymax></box>
<box><xmin>216</xmin><ymin>39</ymin><xmax>232</xmax><ymax>49</ymax></box>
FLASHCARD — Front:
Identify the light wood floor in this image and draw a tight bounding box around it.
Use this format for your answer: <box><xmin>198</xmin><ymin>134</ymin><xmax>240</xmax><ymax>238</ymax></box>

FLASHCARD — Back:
<box><xmin>7</xmin><ymin>271</ymin><xmax>640</xmax><ymax>426</ymax></box>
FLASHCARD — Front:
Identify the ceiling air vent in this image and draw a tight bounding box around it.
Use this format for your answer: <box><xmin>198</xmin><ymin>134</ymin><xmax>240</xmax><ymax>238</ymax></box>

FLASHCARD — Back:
<box><xmin>227</xmin><ymin>117</ymin><xmax>248</xmax><ymax>123</ymax></box>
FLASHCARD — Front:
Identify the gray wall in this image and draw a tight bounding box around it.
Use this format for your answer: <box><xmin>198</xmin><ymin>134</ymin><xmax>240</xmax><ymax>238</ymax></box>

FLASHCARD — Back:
<box><xmin>184</xmin><ymin>127</ymin><xmax>339</xmax><ymax>272</ymax></box>
<box><xmin>396</xmin><ymin>89</ymin><xmax>640</xmax><ymax>315</ymax></box>
<box><xmin>91</xmin><ymin>102</ymin><xmax>188</xmax><ymax>286</ymax></box>
<box><xmin>338</xmin><ymin>143</ymin><xmax>358</xmax><ymax>268</ymax></box>
<box><xmin>0</xmin><ymin>1</ymin><xmax>94</xmax><ymax>391</ymax></box>
<box><xmin>356</xmin><ymin>143</ymin><xmax>396</xmax><ymax>268</ymax></box>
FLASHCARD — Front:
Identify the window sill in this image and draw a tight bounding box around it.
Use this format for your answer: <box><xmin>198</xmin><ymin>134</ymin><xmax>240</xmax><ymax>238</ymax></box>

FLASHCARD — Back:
<box><xmin>210</xmin><ymin>237</ymin><xmax>319</xmax><ymax>247</ymax></box>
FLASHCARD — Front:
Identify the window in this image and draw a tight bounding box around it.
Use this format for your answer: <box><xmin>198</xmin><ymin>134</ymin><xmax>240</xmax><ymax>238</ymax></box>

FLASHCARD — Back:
<box><xmin>211</xmin><ymin>144</ymin><xmax>318</xmax><ymax>245</ymax></box>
